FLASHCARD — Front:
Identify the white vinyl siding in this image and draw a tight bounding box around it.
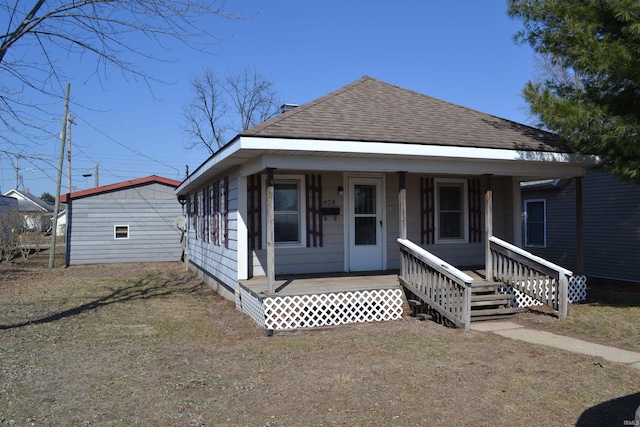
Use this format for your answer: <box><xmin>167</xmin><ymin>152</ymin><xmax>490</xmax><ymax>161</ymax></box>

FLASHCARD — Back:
<box><xmin>186</xmin><ymin>175</ymin><xmax>239</xmax><ymax>294</ymax></box>
<box><xmin>67</xmin><ymin>183</ymin><xmax>182</xmax><ymax>264</ymax></box>
<box><xmin>252</xmin><ymin>172</ymin><xmax>342</xmax><ymax>275</ymax></box>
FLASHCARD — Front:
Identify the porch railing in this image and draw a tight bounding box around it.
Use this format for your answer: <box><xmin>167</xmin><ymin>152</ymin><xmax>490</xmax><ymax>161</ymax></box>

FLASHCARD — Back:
<box><xmin>398</xmin><ymin>238</ymin><xmax>473</xmax><ymax>329</ymax></box>
<box><xmin>489</xmin><ymin>236</ymin><xmax>571</xmax><ymax>319</ymax></box>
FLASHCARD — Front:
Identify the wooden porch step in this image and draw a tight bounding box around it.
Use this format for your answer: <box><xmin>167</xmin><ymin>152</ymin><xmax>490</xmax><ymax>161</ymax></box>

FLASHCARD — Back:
<box><xmin>470</xmin><ymin>313</ymin><xmax>526</xmax><ymax>321</ymax></box>
<box><xmin>470</xmin><ymin>307</ymin><xmax>527</xmax><ymax>318</ymax></box>
<box><xmin>470</xmin><ymin>278</ymin><xmax>523</xmax><ymax>321</ymax></box>
<box><xmin>470</xmin><ymin>296</ymin><xmax>512</xmax><ymax>307</ymax></box>
<box><xmin>471</xmin><ymin>293</ymin><xmax>510</xmax><ymax>302</ymax></box>
<box><xmin>470</xmin><ymin>282</ymin><xmax>503</xmax><ymax>294</ymax></box>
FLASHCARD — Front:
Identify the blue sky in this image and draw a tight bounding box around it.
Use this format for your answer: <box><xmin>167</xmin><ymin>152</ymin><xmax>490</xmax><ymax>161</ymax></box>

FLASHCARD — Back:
<box><xmin>0</xmin><ymin>1</ymin><xmax>535</xmax><ymax>198</ymax></box>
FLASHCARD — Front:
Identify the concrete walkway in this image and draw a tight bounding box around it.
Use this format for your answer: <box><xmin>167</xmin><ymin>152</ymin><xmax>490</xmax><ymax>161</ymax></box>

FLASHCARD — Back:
<box><xmin>471</xmin><ymin>321</ymin><xmax>640</xmax><ymax>371</ymax></box>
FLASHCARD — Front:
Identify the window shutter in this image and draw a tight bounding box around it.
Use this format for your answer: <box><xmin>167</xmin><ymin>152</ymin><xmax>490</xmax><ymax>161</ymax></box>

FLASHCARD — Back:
<box><xmin>186</xmin><ymin>196</ymin><xmax>192</xmax><ymax>232</ymax></box>
<box><xmin>223</xmin><ymin>176</ymin><xmax>229</xmax><ymax>248</ymax></box>
<box><xmin>200</xmin><ymin>190</ymin><xmax>206</xmax><ymax>240</ymax></box>
<box><xmin>420</xmin><ymin>177</ymin><xmax>435</xmax><ymax>244</ymax></box>
<box><xmin>193</xmin><ymin>192</ymin><xmax>199</xmax><ymax>240</ymax></box>
<box><xmin>305</xmin><ymin>174</ymin><xmax>323</xmax><ymax>247</ymax></box>
<box><xmin>247</xmin><ymin>174</ymin><xmax>262</xmax><ymax>250</ymax></box>
<box><xmin>212</xmin><ymin>181</ymin><xmax>220</xmax><ymax>245</ymax></box>
<box><xmin>203</xmin><ymin>186</ymin><xmax>208</xmax><ymax>243</ymax></box>
<box><xmin>468</xmin><ymin>178</ymin><xmax>482</xmax><ymax>243</ymax></box>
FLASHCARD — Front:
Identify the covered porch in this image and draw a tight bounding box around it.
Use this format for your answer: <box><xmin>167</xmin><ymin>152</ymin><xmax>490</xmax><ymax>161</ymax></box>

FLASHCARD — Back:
<box><xmin>237</xmin><ymin>169</ymin><xmax>588</xmax><ymax>332</ymax></box>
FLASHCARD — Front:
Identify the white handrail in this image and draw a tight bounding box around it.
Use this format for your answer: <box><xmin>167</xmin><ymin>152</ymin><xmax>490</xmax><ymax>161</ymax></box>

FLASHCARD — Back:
<box><xmin>398</xmin><ymin>237</ymin><xmax>472</xmax><ymax>329</ymax></box>
<box><xmin>489</xmin><ymin>236</ymin><xmax>573</xmax><ymax>277</ymax></box>
<box><xmin>397</xmin><ymin>238</ymin><xmax>473</xmax><ymax>285</ymax></box>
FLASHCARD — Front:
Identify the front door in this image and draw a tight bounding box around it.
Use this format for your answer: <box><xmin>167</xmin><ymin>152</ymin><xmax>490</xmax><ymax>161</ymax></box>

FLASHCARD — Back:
<box><xmin>348</xmin><ymin>176</ymin><xmax>384</xmax><ymax>271</ymax></box>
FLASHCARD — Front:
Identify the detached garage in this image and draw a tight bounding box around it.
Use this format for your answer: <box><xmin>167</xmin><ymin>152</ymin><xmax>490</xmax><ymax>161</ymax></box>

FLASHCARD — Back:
<box><xmin>61</xmin><ymin>175</ymin><xmax>183</xmax><ymax>265</ymax></box>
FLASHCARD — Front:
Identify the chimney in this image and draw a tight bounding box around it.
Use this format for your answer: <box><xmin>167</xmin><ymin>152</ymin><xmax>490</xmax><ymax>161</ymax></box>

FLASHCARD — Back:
<box><xmin>280</xmin><ymin>103</ymin><xmax>298</xmax><ymax>114</ymax></box>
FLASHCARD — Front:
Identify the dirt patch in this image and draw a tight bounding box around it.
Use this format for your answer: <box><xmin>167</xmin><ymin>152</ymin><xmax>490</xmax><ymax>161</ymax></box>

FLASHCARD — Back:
<box><xmin>1</xmin><ymin>253</ymin><xmax>639</xmax><ymax>426</ymax></box>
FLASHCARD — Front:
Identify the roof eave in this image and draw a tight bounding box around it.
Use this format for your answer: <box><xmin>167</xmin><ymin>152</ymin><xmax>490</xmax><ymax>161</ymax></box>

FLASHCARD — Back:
<box><xmin>175</xmin><ymin>136</ymin><xmax>598</xmax><ymax>195</ymax></box>
<box><xmin>62</xmin><ymin>175</ymin><xmax>180</xmax><ymax>202</ymax></box>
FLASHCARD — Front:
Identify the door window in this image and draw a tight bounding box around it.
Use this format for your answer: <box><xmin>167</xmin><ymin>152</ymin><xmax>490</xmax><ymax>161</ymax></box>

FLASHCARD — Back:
<box><xmin>354</xmin><ymin>184</ymin><xmax>377</xmax><ymax>246</ymax></box>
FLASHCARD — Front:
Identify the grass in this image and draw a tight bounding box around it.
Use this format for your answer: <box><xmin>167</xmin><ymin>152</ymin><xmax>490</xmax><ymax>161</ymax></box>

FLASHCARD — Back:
<box><xmin>514</xmin><ymin>280</ymin><xmax>640</xmax><ymax>352</ymax></box>
<box><xmin>1</xmin><ymin>253</ymin><xmax>639</xmax><ymax>426</ymax></box>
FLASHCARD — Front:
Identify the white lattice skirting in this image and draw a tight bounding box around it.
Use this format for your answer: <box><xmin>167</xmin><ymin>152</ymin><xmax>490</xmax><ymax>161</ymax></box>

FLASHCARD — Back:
<box><xmin>236</xmin><ymin>287</ymin><xmax>404</xmax><ymax>330</ymax></box>
<box><xmin>498</xmin><ymin>275</ymin><xmax>588</xmax><ymax>308</ymax></box>
<box><xmin>235</xmin><ymin>287</ymin><xmax>266</xmax><ymax>328</ymax></box>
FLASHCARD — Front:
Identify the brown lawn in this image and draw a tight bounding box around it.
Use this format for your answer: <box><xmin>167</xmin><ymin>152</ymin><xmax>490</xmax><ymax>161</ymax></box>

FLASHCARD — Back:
<box><xmin>0</xmin><ymin>252</ymin><xmax>638</xmax><ymax>426</ymax></box>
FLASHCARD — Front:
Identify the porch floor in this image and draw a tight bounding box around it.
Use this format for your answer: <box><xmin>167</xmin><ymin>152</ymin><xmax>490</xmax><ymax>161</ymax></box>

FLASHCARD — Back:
<box><xmin>240</xmin><ymin>270</ymin><xmax>401</xmax><ymax>298</ymax></box>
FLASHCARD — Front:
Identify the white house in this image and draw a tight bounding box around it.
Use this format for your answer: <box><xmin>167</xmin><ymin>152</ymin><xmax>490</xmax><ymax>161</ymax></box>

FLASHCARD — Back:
<box><xmin>176</xmin><ymin>77</ymin><xmax>596</xmax><ymax>331</ymax></box>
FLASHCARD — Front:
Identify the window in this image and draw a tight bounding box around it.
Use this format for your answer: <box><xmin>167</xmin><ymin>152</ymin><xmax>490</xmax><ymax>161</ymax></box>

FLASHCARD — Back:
<box><xmin>435</xmin><ymin>179</ymin><xmax>468</xmax><ymax>242</ymax></box>
<box><xmin>264</xmin><ymin>175</ymin><xmax>306</xmax><ymax>246</ymax></box>
<box><xmin>524</xmin><ymin>199</ymin><xmax>546</xmax><ymax>247</ymax></box>
<box><xmin>208</xmin><ymin>178</ymin><xmax>228</xmax><ymax>246</ymax></box>
<box><xmin>114</xmin><ymin>225</ymin><xmax>129</xmax><ymax>239</ymax></box>
<box><xmin>274</xmin><ymin>181</ymin><xmax>300</xmax><ymax>243</ymax></box>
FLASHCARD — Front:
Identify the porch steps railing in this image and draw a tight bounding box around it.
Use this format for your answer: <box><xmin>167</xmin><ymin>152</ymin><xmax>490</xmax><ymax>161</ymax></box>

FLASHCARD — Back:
<box><xmin>398</xmin><ymin>238</ymin><xmax>472</xmax><ymax>329</ymax></box>
<box><xmin>489</xmin><ymin>236</ymin><xmax>571</xmax><ymax>319</ymax></box>
<box><xmin>398</xmin><ymin>238</ymin><xmax>554</xmax><ymax>329</ymax></box>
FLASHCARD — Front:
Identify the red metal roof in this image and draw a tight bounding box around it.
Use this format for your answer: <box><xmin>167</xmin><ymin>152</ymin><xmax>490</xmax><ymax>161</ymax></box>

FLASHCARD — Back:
<box><xmin>61</xmin><ymin>175</ymin><xmax>181</xmax><ymax>202</ymax></box>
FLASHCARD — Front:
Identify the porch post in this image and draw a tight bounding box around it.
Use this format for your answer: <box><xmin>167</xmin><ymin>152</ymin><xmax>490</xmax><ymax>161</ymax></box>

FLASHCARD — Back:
<box><xmin>266</xmin><ymin>168</ymin><xmax>276</xmax><ymax>294</ymax></box>
<box><xmin>483</xmin><ymin>174</ymin><xmax>493</xmax><ymax>280</ymax></box>
<box><xmin>575</xmin><ymin>176</ymin><xmax>584</xmax><ymax>275</ymax></box>
<box><xmin>398</xmin><ymin>171</ymin><xmax>407</xmax><ymax>240</ymax></box>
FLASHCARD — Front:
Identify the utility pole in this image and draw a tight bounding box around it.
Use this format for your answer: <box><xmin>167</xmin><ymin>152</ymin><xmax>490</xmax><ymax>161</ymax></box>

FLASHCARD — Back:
<box><xmin>14</xmin><ymin>155</ymin><xmax>19</xmax><ymax>189</ymax></box>
<box><xmin>94</xmin><ymin>164</ymin><xmax>99</xmax><ymax>187</ymax></box>
<box><xmin>49</xmin><ymin>83</ymin><xmax>70</xmax><ymax>268</ymax></box>
<box><xmin>66</xmin><ymin>115</ymin><xmax>75</xmax><ymax>193</ymax></box>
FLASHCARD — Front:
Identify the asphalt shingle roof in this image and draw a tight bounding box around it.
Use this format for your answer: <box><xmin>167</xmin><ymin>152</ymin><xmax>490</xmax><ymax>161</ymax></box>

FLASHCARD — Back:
<box><xmin>241</xmin><ymin>76</ymin><xmax>562</xmax><ymax>152</ymax></box>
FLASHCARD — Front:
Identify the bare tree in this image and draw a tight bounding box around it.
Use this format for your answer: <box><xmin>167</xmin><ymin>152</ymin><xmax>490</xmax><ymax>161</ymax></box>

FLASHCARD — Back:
<box><xmin>182</xmin><ymin>66</ymin><xmax>280</xmax><ymax>154</ymax></box>
<box><xmin>225</xmin><ymin>66</ymin><xmax>280</xmax><ymax>132</ymax></box>
<box><xmin>0</xmin><ymin>207</ymin><xmax>22</xmax><ymax>262</ymax></box>
<box><xmin>531</xmin><ymin>53</ymin><xmax>585</xmax><ymax>95</ymax></box>
<box><xmin>0</xmin><ymin>0</ymin><xmax>244</xmax><ymax>144</ymax></box>
<box><xmin>181</xmin><ymin>67</ymin><xmax>230</xmax><ymax>153</ymax></box>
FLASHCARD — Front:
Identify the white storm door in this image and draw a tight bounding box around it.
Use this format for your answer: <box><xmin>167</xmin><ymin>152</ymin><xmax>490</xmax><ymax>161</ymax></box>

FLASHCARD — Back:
<box><xmin>348</xmin><ymin>176</ymin><xmax>384</xmax><ymax>271</ymax></box>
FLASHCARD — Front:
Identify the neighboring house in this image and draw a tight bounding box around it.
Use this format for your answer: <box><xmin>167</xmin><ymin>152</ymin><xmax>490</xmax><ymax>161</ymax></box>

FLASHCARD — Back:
<box><xmin>176</xmin><ymin>76</ymin><xmax>595</xmax><ymax>331</ymax></box>
<box><xmin>0</xmin><ymin>194</ymin><xmax>18</xmax><ymax>214</ymax></box>
<box><xmin>52</xmin><ymin>209</ymin><xmax>67</xmax><ymax>237</ymax></box>
<box><xmin>522</xmin><ymin>168</ymin><xmax>640</xmax><ymax>285</ymax></box>
<box><xmin>2</xmin><ymin>189</ymin><xmax>57</xmax><ymax>232</ymax></box>
<box><xmin>61</xmin><ymin>175</ymin><xmax>183</xmax><ymax>265</ymax></box>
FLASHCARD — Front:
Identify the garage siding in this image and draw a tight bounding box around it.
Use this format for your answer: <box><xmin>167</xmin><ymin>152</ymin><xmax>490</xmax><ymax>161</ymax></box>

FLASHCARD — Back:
<box><xmin>67</xmin><ymin>183</ymin><xmax>183</xmax><ymax>265</ymax></box>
